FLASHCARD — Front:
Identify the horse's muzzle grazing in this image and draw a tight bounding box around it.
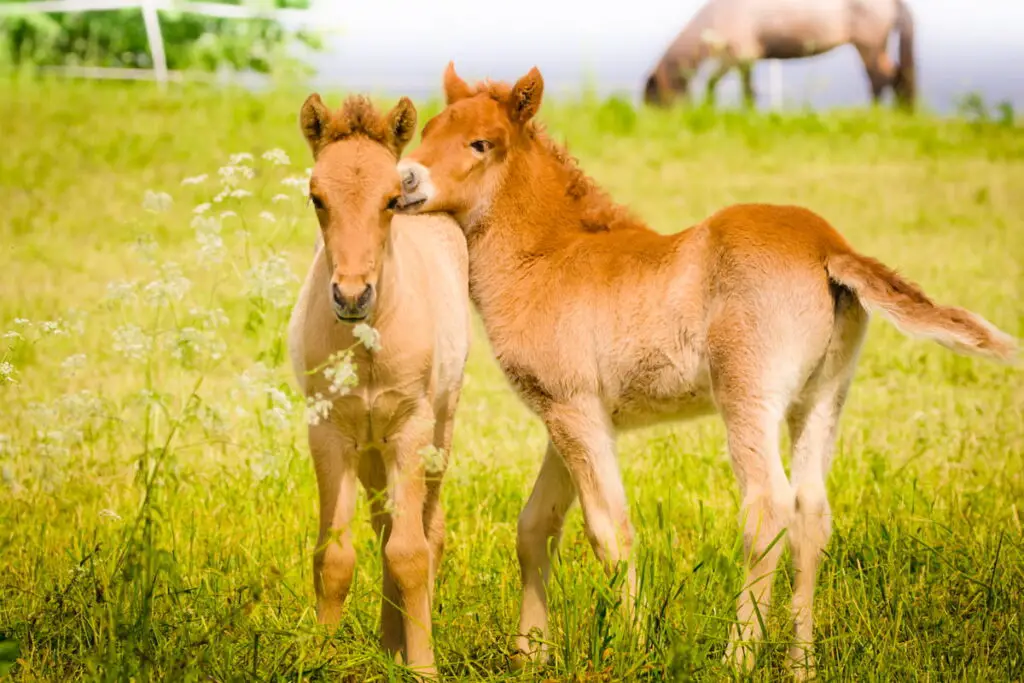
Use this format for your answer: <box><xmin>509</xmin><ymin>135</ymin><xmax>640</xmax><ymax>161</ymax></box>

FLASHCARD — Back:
<box><xmin>332</xmin><ymin>282</ymin><xmax>375</xmax><ymax>322</ymax></box>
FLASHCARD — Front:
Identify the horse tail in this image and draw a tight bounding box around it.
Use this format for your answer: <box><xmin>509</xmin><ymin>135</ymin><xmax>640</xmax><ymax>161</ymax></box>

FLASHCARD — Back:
<box><xmin>825</xmin><ymin>250</ymin><xmax>1017</xmax><ymax>362</ymax></box>
<box><xmin>894</xmin><ymin>0</ymin><xmax>916</xmax><ymax>109</ymax></box>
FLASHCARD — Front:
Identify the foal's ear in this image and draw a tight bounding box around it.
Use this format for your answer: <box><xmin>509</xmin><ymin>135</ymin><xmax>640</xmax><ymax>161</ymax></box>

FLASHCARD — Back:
<box><xmin>443</xmin><ymin>61</ymin><xmax>474</xmax><ymax>104</ymax></box>
<box><xmin>300</xmin><ymin>93</ymin><xmax>331</xmax><ymax>156</ymax></box>
<box><xmin>509</xmin><ymin>66</ymin><xmax>544</xmax><ymax>124</ymax></box>
<box><xmin>385</xmin><ymin>96</ymin><xmax>418</xmax><ymax>156</ymax></box>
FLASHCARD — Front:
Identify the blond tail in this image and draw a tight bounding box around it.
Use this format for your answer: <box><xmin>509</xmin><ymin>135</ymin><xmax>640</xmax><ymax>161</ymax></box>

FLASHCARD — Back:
<box><xmin>826</xmin><ymin>251</ymin><xmax>1017</xmax><ymax>362</ymax></box>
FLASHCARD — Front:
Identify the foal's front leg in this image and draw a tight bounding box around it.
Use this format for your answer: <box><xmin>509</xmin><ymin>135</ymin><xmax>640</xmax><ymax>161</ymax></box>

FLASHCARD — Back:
<box><xmin>383</xmin><ymin>404</ymin><xmax>438</xmax><ymax>676</ymax></box>
<box><xmin>310</xmin><ymin>422</ymin><xmax>360</xmax><ymax>624</ymax></box>
<box><xmin>543</xmin><ymin>398</ymin><xmax>637</xmax><ymax>619</ymax></box>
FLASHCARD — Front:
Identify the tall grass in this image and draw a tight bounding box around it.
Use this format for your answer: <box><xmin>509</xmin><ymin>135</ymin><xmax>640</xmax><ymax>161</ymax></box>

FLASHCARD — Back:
<box><xmin>0</xmin><ymin>78</ymin><xmax>1021</xmax><ymax>681</ymax></box>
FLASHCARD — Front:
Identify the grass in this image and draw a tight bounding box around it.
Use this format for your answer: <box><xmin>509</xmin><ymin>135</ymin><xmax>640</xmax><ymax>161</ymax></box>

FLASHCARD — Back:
<box><xmin>0</xmin><ymin>77</ymin><xmax>1022</xmax><ymax>681</ymax></box>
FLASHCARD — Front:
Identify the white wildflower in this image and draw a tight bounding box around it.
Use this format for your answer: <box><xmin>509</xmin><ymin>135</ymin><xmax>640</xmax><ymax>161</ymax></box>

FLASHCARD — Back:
<box><xmin>0</xmin><ymin>361</ymin><xmax>16</xmax><ymax>385</ymax></box>
<box><xmin>39</xmin><ymin>319</ymin><xmax>67</xmax><ymax>336</ymax></box>
<box><xmin>245</xmin><ymin>255</ymin><xmax>298</xmax><ymax>309</ymax></box>
<box><xmin>218</xmin><ymin>164</ymin><xmax>255</xmax><ymax>187</ymax></box>
<box><xmin>142</xmin><ymin>189</ymin><xmax>173</xmax><ymax>213</ymax></box>
<box><xmin>132</xmin><ymin>235</ymin><xmax>160</xmax><ymax>264</ymax></box>
<box><xmin>193</xmin><ymin>202</ymin><xmax>212</xmax><ymax>215</ymax></box>
<box><xmin>229</xmin><ymin>188</ymin><xmax>253</xmax><ymax>199</ymax></box>
<box><xmin>105</xmin><ymin>279</ymin><xmax>138</xmax><ymax>303</ymax></box>
<box><xmin>60</xmin><ymin>353</ymin><xmax>87</xmax><ymax>378</ymax></box>
<box><xmin>271</xmin><ymin>193</ymin><xmax>291</xmax><ymax>203</ymax></box>
<box><xmin>213</xmin><ymin>189</ymin><xmax>229</xmax><ymax>203</ymax></box>
<box><xmin>220</xmin><ymin>210</ymin><xmax>238</xmax><ymax>219</ymax></box>
<box><xmin>99</xmin><ymin>509</ymin><xmax>123</xmax><ymax>522</ymax></box>
<box><xmin>229</xmin><ymin>152</ymin><xmax>254</xmax><ymax>165</ymax></box>
<box><xmin>262</xmin><ymin>148</ymin><xmax>291</xmax><ymax>165</ymax></box>
<box><xmin>112</xmin><ymin>324</ymin><xmax>151</xmax><ymax>362</ymax></box>
<box><xmin>189</xmin><ymin>306</ymin><xmax>229</xmax><ymax>329</ymax></box>
<box><xmin>168</xmin><ymin>326</ymin><xmax>225</xmax><ymax>367</ymax></box>
<box><xmin>265</xmin><ymin>387</ymin><xmax>293</xmax><ymax>431</ymax></box>
<box><xmin>13</xmin><ymin>318</ymin><xmax>30</xmax><ymax>326</ymax></box>
<box><xmin>281</xmin><ymin>175</ymin><xmax>310</xmax><ymax>196</ymax></box>
<box><xmin>143</xmin><ymin>262</ymin><xmax>191</xmax><ymax>303</ymax></box>
<box><xmin>353</xmin><ymin>323</ymin><xmax>382</xmax><ymax>352</ymax></box>
<box><xmin>323</xmin><ymin>350</ymin><xmax>358</xmax><ymax>396</ymax></box>
<box><xmin>3</xmin><ymin>331</ymin><xmax>23</xmax><ymax>341</ymax></box>
<box><xmin>259</xmin><ymin>211</ymin><xmax>276</xmax><ymax>223</ymax></box>
<box><xmin>305</xmin><ymin>392</ymin><xmax>333</xmax><ymax>426</ymax></box>
<box><xmin>181</xmin><ymin>174</ymin><xmax>209</xmax><ymax>186</ymax></box>
<box><xmin>193</xmin><ymin>215</ymin><xmax>225</xmax><ymax>266</ymax></box>
<box><xmin>418</xmin><ymin>444</ymin><xmax>446</xmax><ymax>475</ymax></box>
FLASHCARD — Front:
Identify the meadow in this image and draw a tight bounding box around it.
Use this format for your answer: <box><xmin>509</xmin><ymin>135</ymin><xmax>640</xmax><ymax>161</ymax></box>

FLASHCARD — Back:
<box><xmin>0</xmin><ymin>78</ymin><xmax>1022</xmax><ymax>681</ymax></box>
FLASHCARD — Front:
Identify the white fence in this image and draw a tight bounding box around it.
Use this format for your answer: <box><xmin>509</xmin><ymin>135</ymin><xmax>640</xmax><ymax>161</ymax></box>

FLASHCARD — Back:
<box><xmin>0</xmin><ymin>0</ymin><xmax>326</xmax><ymax>86</ymax></box>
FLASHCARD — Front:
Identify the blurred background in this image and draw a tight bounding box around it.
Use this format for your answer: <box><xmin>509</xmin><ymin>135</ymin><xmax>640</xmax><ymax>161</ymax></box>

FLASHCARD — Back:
<box><xmin>1</xmin><ymin>0</ymin><xmax>1021</xmax><ymax>113</ymax></box>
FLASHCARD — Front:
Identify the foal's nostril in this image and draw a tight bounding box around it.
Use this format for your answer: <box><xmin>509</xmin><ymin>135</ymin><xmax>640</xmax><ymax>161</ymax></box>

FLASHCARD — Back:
<box><xmin>402</xmin><ymin>169</ymin><xmax>418</xmax><ymax>191</ymax></box>
<box><xmin>357</xmin><ymin>284</ymin><xmax>374</xmax><ymax>309</ymax></box>
<box><xmin>331</xmin><ymin>283</ymin><xmax>345</xmax><ymax>308</ymax></box>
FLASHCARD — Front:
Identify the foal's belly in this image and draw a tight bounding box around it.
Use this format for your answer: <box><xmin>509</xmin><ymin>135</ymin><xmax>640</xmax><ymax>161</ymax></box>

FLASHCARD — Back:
<box><xmin>610</xmin><ymin>389</ymin><xmax>717</xmax><ymax>430</ymax></box>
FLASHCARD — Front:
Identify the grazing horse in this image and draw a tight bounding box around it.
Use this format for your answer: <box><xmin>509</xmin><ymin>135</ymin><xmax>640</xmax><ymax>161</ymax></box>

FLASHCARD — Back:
<box><xmin>643</xmin><ymin>0</ymin><xmax>916</xmax><ymax>109</ymax></box>
<box><xmin>287</xmin><ymin>93</ymin><xmax>470</xmax><ymax>676</ymax></box>
<box><xmin>395</xmin><ymin>64</ymin><xmax>1015</xmax><ymax>676</ymax></box>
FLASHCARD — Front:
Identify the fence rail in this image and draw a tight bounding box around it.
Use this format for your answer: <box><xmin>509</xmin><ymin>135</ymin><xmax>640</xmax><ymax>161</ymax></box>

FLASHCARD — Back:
<box><xmin>0</xmin><ymin>0</ymin><xmax>325</xmax><ymax>86</ymax></box>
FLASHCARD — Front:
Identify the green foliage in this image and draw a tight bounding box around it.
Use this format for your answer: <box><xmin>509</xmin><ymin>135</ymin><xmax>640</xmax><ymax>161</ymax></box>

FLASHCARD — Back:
<box><xmin>0</xmin><ymin>80</ymin><xmax>1022</xmax><ymax>680</ymax></box>
<box><xmin>0</xmin><ymin>0</ymin><xmax>322</xmax><ymax>75</ymax></box>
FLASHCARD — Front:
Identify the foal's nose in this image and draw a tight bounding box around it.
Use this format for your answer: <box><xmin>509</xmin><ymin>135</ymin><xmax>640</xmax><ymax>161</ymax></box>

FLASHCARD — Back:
<box><xmin>332</xmin><ymin>282</ymin><xmax>375</xmax><ymax>320</ymax></box>
<box><xmin>401</xmin><ymin>167</ymin><xmax>419</xmax><ymax>192</ymax></box>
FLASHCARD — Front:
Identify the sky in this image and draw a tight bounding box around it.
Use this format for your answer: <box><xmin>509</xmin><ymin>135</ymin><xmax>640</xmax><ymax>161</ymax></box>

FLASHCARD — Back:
<box><xmin>300</xmin><ymin>0</ymin><xmax>1024</xmax><ymax>112</ymax></box>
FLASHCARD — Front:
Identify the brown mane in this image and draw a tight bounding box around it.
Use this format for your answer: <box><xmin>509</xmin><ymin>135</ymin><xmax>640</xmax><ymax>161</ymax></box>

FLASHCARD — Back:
<box><xmin>463</xmin><ymin>79</ymin><xmax>650</xmax><ymax>234</ymax></box>
<box><xmin>302</xmin><ymin>94</ymin><xmax>416</xmax><ymax>159</ymax></box>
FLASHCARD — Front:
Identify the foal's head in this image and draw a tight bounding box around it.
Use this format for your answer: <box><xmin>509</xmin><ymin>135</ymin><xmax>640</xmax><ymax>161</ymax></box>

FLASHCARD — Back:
<box><xmin>396</xmin><ymin>63</ymin><xmax>544</xmax><ymax>221</ymax></box>
<box><xmin>301</xmin><ymin>94</ymin><xmax>417</xmax><ymax>322</ymax></box>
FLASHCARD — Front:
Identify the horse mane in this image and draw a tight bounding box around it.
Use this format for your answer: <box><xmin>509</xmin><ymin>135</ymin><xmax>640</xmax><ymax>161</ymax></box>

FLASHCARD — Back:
<box><xmin>466</xmin><ymin>79</ymin><xmax>654</xmax><ymax>235</ymax></box>
<box><xmin>320</xmin><ymin>95</ymin><xmax>395</xmax><ymax>153</ymax></box>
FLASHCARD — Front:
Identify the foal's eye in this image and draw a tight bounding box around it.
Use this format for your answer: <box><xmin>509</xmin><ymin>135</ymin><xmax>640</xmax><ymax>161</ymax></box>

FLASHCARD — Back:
<box><xmin>470</xmin><ymin>139</ymin><xmax>493</xmax><ymax>154</ymax></box>
<box><xmin>310</xmin><ymin>195</ymin><xmax>325</xmax><ymax>211</ymax></box>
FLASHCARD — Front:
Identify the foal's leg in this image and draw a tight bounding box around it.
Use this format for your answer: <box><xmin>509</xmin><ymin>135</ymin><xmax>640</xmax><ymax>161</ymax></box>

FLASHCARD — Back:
<box><xmin>359</xmin><ymin>454</ymin><xmax>404</xmax><ymax>658</ymax></box>
<box><xmin>712</xmin><ymin>366</ymin><xmax>793</xmax><ymax>670</ymax></box>
<box><xmin>310</xmin><ymin>423</ymin><xmax>360</xmax><ymax>624</ymax></box>
<box><xmin>425</xmin><ymin>392</ymin><xmax>459</xmax><ymax>601</ymax></box>
<box><xmin>786</xmin><ymin>303</ymin><xmax>867</xmax><ymax>678</ymax></box>
<box><xmin>383</xmin><ymin>403</ymin><xmax>438</xmax><ymax>676</ymax></box>
<box><xmin>514</xmin><ymin>441</ymin><xmax>576</xmax><ymax>662</ymax></box>
<box><xmin>544</xmin><ymin>398</ymin><xmax>636</xmax><ymax>615</ymax></box>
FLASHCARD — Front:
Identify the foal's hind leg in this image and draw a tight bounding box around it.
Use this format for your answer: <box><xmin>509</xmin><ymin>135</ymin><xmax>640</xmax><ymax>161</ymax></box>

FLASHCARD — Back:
<box><xmin>786</xmin><ymin>298</ymin><xmax>868</xmax><ymax>678</ymax></box>
<box><xmin>359</xmin><ymin>455</ymin><xmax>404</xmax><ymax>659</ymax></box>
<box><xmin>514</xmin><ymin>441</ymin><xmax>576</xmax><ymax>663</ymax></box>
<box><xmin>710</xmin><ymin>350</ymin><xmax>794</xmax><ymax>670</ymax></box>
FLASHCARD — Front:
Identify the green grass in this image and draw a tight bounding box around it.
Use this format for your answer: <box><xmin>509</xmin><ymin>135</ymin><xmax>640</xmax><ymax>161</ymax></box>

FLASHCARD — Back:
<box><xmin>0</xmin><ymin>78</ymin><xmax>1022</xmax><ymax>681</ymax></box>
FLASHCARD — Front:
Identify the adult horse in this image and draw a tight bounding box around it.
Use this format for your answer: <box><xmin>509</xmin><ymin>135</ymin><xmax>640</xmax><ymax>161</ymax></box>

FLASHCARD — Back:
<box><xmin>395</xmin><ymin>64</ymin><xmax>1014</xmax><ymax>677</ymax></box>
<box><xmin>643</xmin><ymin>0</ymin><xmax>916</xmax><ymax>109</ymax></box>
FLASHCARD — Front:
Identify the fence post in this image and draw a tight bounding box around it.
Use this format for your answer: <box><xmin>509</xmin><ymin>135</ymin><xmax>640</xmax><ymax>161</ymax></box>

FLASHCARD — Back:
<box><xmin>141</xmin><ymin>0</ymin><xmax>168</xmax><ymax>88</ymax></box>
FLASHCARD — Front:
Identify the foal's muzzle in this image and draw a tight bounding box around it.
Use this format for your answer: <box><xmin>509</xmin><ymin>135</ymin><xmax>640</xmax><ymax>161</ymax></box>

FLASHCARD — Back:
<box><xmin>395</xmin><ymin>161</ymin><xmax>430</xmax><ymax>213</ymax></box>
<box><xmin>332</xmin><ymin>282</ymin><xmax>375</xmax><ymax>322</ymax></box>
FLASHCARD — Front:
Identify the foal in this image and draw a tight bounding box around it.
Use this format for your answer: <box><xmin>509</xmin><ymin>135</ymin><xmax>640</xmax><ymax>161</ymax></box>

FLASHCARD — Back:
<box><xmin>395</xmin><ymin>64</ymin><xmax>1017</xmax><ymax>674</ymax></box>
<box><xmin>287</xmin><ymin>94</ymin><xmax>470</xmax><ymax>675</ymax></box>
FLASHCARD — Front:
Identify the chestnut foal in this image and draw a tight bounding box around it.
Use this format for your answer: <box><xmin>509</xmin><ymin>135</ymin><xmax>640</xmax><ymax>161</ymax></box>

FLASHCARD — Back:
<box><xmin>395</xmin><ymin>64</ymin><xmax>1017</xmax><ymax>675</ymax></box>
<box><xmin>288</xmin><ymin>94</ymin><xmax>470</xmax><ymax>676</ymax></box>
